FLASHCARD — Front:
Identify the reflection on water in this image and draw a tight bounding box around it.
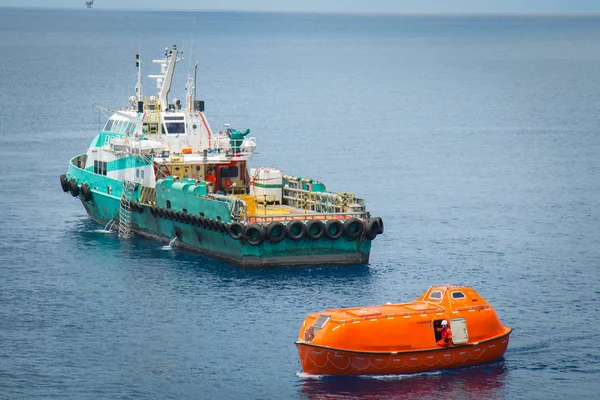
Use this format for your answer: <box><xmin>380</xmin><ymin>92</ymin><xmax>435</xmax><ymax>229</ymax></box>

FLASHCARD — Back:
<box><xmin>299</xmin><ymin>361</ymin><xmax>509</xmax><ymax>400</ymax></box>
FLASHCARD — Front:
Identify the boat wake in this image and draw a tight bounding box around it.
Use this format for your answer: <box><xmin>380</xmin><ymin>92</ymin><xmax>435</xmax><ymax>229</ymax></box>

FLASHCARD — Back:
<box><xmin>94</xmin><ymin>220</ymin><xmax>116</xmax><ymax>234</ymax></box>
<box><xmin>161</xmin><ymin>236</ymin><xmax>178</xmax><ymax>250</ymax></box>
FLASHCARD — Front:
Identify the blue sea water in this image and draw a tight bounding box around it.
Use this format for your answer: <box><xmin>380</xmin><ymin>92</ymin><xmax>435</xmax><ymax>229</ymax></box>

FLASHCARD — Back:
<box><xmin>1</xmin><ymin>8</ymin><xmax>599</xmax><ymax>399</ymax></box>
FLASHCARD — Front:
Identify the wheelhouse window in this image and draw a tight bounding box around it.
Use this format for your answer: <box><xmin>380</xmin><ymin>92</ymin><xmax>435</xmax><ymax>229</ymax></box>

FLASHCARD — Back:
<box><xmin>220</xmin><ymin>166</ymin><xmax>239</xmax><ymax>178</ymax></box>
<box><xmin>104</xmin><ymin>119</ymin><xmax>114</xmax><ymax>132</ymax></box>
<box><xmin>164</xmin><ymin>116</ymin><xmax>185</xmax><ymax>134</ymax></box>
<box><xmin>451</xmin><ymin>291</ymin><xmax>466</xmax><ymax>299</ymax></box>
<box><xmin>94</xmin><ymin>160</ymin><xmax>108</xmax><ymax>176</ymax></box>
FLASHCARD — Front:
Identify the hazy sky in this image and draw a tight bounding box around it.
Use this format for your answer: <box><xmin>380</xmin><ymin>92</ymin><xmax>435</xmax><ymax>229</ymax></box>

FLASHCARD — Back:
<box><xmin>1</xmin><ymin>0</ymin><xmax>600</xmax><ymax>13</ymax></box>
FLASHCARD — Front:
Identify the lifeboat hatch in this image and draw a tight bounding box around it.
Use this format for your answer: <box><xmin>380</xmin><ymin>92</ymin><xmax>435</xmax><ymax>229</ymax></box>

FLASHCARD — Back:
<box><xmin>450</xmin><ymin>318</ymin><xmax>469</xmax><ymax>344</ymax></box>
<box><xmin>304</xmin><ymin>314</ymin><xmax>330</xmax><ymax>342</ymax></box>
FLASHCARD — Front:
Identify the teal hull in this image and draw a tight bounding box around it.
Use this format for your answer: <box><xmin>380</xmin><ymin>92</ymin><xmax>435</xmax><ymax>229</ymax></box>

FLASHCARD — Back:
<box><xmin>65</xmin><ymin>158</ymin><xmax>372</xmax><ymax>268</ymax></box>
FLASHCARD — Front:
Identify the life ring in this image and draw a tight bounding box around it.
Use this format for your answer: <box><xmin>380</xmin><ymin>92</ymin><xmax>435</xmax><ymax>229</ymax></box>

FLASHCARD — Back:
<box><xmin>324</xmin><ymin>220</ymin><xmax>343</xmax><ymax>240</ymax></box>
<box><xmin>344</xmin><ymin>217</ymin><xmax>364</xmax><ymax>239</ymax></box>
<box><xmin>229</xmin><ymin>222</ymin><xmax>244</xmax><ymax>240</ymax></box>
<box><xmin>68</xmin><ymin>178</ymin><xmax>79</xmax><ymax>197</ymax></box>
<box><xmin>266</xmin><ymin>221</ymin><xmax>286</xmax><ymax>244</ymax></box>
<box><xmin>80</xmin><ymin>183</ymin><xmax>92</xmax><ymax>202</ymax></box>
<box><xmin>286</xmin><ymin>220</ymin><xmax>306</xmax><ymax>241</ymax></box>
<box><xmin>60</xmin><ymin>174</ymin><xmax>69</xmax><ymax>192</ymax></box>
<box><xmin>305</xmin><ymin>220</ymin><xmax>325</xmax><ymax>240</ymax></box>
<box><xmin>244</xmin><ymin>223</ymin><xmax>265</xmax><ymax>246</ymax></box>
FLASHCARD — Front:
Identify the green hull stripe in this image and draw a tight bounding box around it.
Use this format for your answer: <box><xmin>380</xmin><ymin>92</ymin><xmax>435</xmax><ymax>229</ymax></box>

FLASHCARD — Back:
<box><xmin>254</xmin><ymin>183</ymin><xmax>283</xmax><ymax>189</ymax></box>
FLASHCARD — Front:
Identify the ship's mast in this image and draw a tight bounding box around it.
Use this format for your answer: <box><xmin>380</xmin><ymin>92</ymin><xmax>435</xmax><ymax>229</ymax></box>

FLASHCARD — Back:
<box><xmin>135</xmin><ymin>53</ymin><xmax>143</xmax><ymax>102</ymax></box>
<box><xmin>149</xmin><ymin>45</ymin><xmax>181</xmax><ymax>111</ymax></box>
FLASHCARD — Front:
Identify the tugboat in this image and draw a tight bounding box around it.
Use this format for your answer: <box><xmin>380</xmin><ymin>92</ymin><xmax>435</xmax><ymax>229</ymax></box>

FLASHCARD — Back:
<box><xmin>60</xmin><ymin>45</ymin><xmax>383</xmax><ymax>267</ymax></box>
<box><xmin>295</xmin><ymin>285</ymin><xmax>512</xmax><ymax>375</ymax></box>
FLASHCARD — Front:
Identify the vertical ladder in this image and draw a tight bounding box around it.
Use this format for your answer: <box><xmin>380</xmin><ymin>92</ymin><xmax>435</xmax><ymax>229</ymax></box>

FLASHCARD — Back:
<box><xmin>119</xmin><ymin>180</ymin><xmax>136</xmax><ymax>238</ymax></box>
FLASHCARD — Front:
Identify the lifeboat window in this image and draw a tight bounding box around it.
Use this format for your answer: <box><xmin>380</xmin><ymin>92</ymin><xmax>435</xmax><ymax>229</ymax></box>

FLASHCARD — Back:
<box><xmin>451</xmin><ymin>291</ymin><xmax>466</xmax><ymax>299</ymax></box>
<box><xmin>429</xmin><ymin>290</ymin><xmax>442</xmax><ymax>300</ymax></box>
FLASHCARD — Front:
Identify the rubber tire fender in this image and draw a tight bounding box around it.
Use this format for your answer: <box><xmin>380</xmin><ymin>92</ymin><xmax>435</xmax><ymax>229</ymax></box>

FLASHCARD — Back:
<box><xmin>69</xmin><ymin>178</ymin><xmax>79</xmax><ymax>197</ymax></box>
<box><xmin>305</xmin><ymin>220</ymin><xmax>325</xmax><ymax>240</ymax></box>
<box><xmin>60</xmin><ymin>174</ymin><xmax>69</xmax><ymax>192</ymax></box>
<box><xmin>344</xmin><ymin>218</ymin><xmax>364</xmax><ymax>239</ymax></box>
<box><xmin>266</xmin><ymin>221</ymin><xmax>286</xmax><ymax>244</ymax></box>
<box><xmin>80</xmin><ymin>183</ymin><xmax>92</xmax><ymax>202</ymax></box>
<box><xmin>286</xmin><ymin>220</ymin><xmax>306</xmax><ymax>241</ymax></box>
<box><xmin>229</xmin><ymin>222</ymin><xmax>244</xmax><ymax>240</ymax></box>
<box><xmin>324</xmin><ymin>220</ymin><xmax>343</xmax><ymax>240</ymax></box>
<box><xmin>244</xmin><ymin>223</ymin><xmax>265</xmax><ymax>246</ymax></box>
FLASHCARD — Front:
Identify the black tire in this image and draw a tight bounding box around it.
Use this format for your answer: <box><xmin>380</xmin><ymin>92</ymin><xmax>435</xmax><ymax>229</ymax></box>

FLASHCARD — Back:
<box><xmin>244</xmin><ymin>223</ymin><xmax>265</xmax><ymax>246</ymax></box>
<box><xmin>286</xmin><ymin>220</ymin><xmax>306</xmax><ymax>241</ymax></box>
<box><xmin>305</xmin><ymin>220</ymin><xmax>325</xmax><ymax>240</ymax></box>
<box><xmin>324</xmin><ymin>220</ymin><xmax>343</xmax><ymax>240</ymax></box>
<box><xmin>365</xmin><ymin>217</ymin><xmax>384</xmax><ymax>239</ymax></box>
<box><xmin>375</xmin><ymin>217</ymin><xmax>384</xmax><ymax>234</ymax></box>
<box><xmin>80</xmin><ymin>183</ymin><xmax>92</xmax><ymax>202</ymax></box>
<box><xmin>344</xmin><ymin>218</ymin><xmax>364</xmax><ymax>239</ymax></box>
<box><xmin>69</xmin><ymin>178</ymin><xmax>79</xmax><ymax>197</ymax></box>
<box><xmin>365</xmin><ymin>218</ymin><xmax>379</xmax><ymax>240</ymax></box>
<box><xmin>60</xmin><ymin>174</ymin><xmax>69</xmax><ymax>192</ymax></box>
<box><xmin>266</xmin><ymin>221</ymin><xmax>286</xmax><ymax>244</ymax></box>
<box><xmin>229</xmin><ymin>222</ymin><xmax>244</xmax><ymax>240</ymax></box>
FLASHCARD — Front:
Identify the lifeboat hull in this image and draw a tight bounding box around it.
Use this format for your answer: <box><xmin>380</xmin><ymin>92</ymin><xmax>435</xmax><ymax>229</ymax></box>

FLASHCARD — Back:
<box><xmin>296</xmin><ymin>329</ymin><xmax>511</xmax><ymax>376</ymax></box>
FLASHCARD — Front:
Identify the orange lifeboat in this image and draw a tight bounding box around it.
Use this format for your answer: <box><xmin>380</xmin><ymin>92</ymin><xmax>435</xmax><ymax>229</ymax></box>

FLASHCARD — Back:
<box><xmin>295</xmin><ymin>285</ymin><xmax>512</xmax><ymax>375</ymax></box>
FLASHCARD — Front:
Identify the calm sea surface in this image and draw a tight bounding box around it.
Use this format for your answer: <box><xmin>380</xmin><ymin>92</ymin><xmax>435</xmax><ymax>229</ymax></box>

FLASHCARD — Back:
<box><xmin>0</xmin><ymin>9</ymin><xmax>599</xmax><ymax>399</ymax></box>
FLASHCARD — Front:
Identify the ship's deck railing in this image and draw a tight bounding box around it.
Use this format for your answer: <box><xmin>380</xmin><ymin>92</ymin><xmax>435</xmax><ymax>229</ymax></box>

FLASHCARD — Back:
<box><xmin>246</xmin><ymin>211</ymin><xmax>369</xmax><ymax>223</ymax></box>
